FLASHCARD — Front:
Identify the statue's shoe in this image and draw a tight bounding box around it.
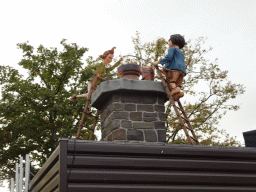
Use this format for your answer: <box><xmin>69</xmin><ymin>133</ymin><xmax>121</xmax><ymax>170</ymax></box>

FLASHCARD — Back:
<box><xmin>173</xmin><ymin>92</ymin><xmax>184</xmax><ymax>101</ymax></box>
<box><xmin>170</xmin><ymin>87</ymin><xmax>180</xmax><ymax>95</ymax></box>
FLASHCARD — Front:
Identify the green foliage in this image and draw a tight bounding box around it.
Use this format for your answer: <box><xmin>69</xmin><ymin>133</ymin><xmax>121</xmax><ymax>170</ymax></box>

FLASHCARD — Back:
<box><xmin>127</xmin><ymin>31</ymin><xmax>245</xmax><ymax>146</ymax></box>
<box><xmin>0</xmin><ymin>33</ymin><xmax>246</xmax><ymax>186</ymax></box>
<box><xmin>0</xmin><ymin>39</ymin><xmax>103</xmax><ymax>185</ymax></box>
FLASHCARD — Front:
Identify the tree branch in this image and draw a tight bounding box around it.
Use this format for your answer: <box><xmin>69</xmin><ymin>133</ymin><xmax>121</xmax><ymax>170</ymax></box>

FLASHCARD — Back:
<box><xmin>172</xmin><ymin>128</ymin><xmax>180</xmax><ymax>142</ymax></box>
<box><xmin>36</xmin><ymin>66</ymin><xmax>50</xmax><ymax>89</ymax></box>
<box><xmin>197</xmin><ymin>104</ymin><xmax>222</xmax><ymax>128</ymax></box>
<box><xmin>188</xmin><ymin>94</ymin><xmax>213</xmax><ymax>118</ymax></box>
<box><xmin>55</xmin><ymin>62</ymin><xmax>71</xmax><ymax>95</ymax></box>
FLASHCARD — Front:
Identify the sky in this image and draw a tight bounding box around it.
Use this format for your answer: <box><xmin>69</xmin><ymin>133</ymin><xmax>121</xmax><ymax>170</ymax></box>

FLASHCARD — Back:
<box><xmin>1</xmin><ymin>0</ymin><xmax>256</xmax><ymax>191</ymax></box>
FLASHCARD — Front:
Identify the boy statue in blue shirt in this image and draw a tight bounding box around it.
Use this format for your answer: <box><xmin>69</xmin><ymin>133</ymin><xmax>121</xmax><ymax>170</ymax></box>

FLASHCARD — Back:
<box><xmin>153</xmin><ymin>34</ymin><xmax>186</xmax><ymax>100</ymax></box>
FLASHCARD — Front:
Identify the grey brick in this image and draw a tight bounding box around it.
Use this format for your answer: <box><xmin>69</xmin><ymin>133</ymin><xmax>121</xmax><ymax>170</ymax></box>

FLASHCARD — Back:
<box><xmin>102</xmin><ymin>119</ymin><xmax>120</xmax><ymax>138</ymax></box>
<box><xmin>109</xmin><ymin>93</ymin><xmax>121</xmax><ymax>104</ymax></box>
<box><xmin>133</xmin><ymin>122</ymin><xmax>154</xmax><ymax>129</ymax></box>
<box><xmin>121</xmin><ymin>93</ymin><xmax>143</xmax><ymax>104</ymax></box>
<box><xmin>127</xmin><ymin>129</ymin><xmax>144</xmax><ymax>141</ymax></box>
<box><xmin>101</xmin><ymin>124</ymin><xmax>104</xmax><ymax>132</ymax></box>
<box><xmin>112</xmin><ymin>129</ymin><xmax>127</xmax><ymax>141</ymax></box>
<box><xmin>144</xmin><ymin>130</ymin><xmax>157</xmax><ymax>142</ymax></box>
<box><xmin>101</xmin><ymin>98</ymin><xmax>111</xmax><ymax>111</ymax></box>
<box><xmin>107</xmin><ymin>103</ymin><xmax>125</xmax><ymax>115</ymax></box>
<box><xmin>125</xmin><ymin>104</ymin><xmax>136</xmax><ymax>111</ymax></box>
<box><xmin>101</xmin><ymin>117</ymin><xmax>104</xmax><ymax>125</ymax></box>
<box><xmin>154</xmin><ymin>105</ymin><xmax>165</xmax><ymax>112</ymax></box>
<box><xmin>101</xmin><ymin>93</ymin><xmax>120</xmax><ymax>111</ymax></box>
<box><xmin>102</xmin><ymin>133</ymin><xmax>112</xmax><ymax>141</ymax></box>
<box><xmin>158</xmin><ymin>112</ymin><xmax>166</xmax><ymax>121</ymax></box>
<box><xmin>101</xmin><ymin>109</ymin><xmax>108</xmax><ymax>122</ymax></box>
<box><xmin>105</xmin><ymin>109</ymin><xmax>111</xmax><ymax>119</ymax></box>
<box><xmin>112</xmin><ymin>93</ymin><xmax>121</xmax><ymax>102</ymax></box>
<box><xmin>143</xmin><ymin>117</ymin><xmax>158</xmax><ymax>122</ymax></box>
<box><xmin>154</xmin><ymin>121</ymin><xmax>165</xmax><ymax>129</ymax></box>
<box><xmin>158</xmin><ymin>96</ymin><xmax>166</xmax><ymax>105</ymax></box>
<box><xmin>157</xmin><ymin>129</ymin><xmax>166</xmax><ymax>142</ymax></box>
<box><xmin>111</xmin><ymin>119</ymin><xmax>121</xmax><ymax>128</ymax></box>
<box><xmin>130</xmin><ymin>112</ymin><xmax>142</xmax><ymax>121</ymax></box>
<box><xmin>143</xmin><ymin>112</ymin><xmax>157</xmax><ymax>117</ymax></box>
<box><xmin>102</xmin><ymin>129</ymin><xmax>107</xmax><ymax>139</ymax></box>
<box><xmin>103</xmin><ymin>113</ymin><xmax>113</xmax><ymax>129</ymax></box>
<box><xmin>142</xmin><ymin>95</ymin><xmax>157</xmax><ymax>104</ymax></box>
<box><xmin>108</xmin><ymin>119</ymin><xmax>121</xmax><ymax>133</ymax></box>
<box><xmin>101</xmin><ymin>102</ymin><xmax>109</xmax><ymax>111</ymax></box>
<box><xmin>137</xmin><ymin>105</ymin><xmax>154</xmax><ymax>112</ymax></box>
<box><xmin>112</xmin><ymin>111</ymin><xmax>129</xmax><ymax>119</ymax></box>
<box><xmin>103</xmin><ymin>103</ymin><xmax>124</xmax><ymax>118</ymax></box>
<box><xmin>121</xmin><ymin>120</ymin><xmax>132</xmax><ymax>128</ymax></box>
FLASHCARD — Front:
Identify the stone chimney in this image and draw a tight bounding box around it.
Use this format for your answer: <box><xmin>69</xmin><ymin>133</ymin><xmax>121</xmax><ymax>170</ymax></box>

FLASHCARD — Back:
<box><xmin>91</xmin><ymin>78</ymin><xmax>168</xmax><ymax>143</ymax></box>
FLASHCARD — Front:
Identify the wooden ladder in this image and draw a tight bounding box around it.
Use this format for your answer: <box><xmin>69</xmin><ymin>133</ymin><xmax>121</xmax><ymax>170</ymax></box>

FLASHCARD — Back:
<box><xmin>76</xmin><ymin>67</ymin><xmax>104</xmax><ymax>140</ymax></box>
<box><xmin>155</xmin><ymin>66</ymin><xmax>199</xmax><ymax>145</ymax></box>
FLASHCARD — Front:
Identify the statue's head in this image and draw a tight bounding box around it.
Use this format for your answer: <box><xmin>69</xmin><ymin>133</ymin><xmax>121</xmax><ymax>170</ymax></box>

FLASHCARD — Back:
<box><xmin>169</xmin><ymin>34</ymin><xmax>185</xmax><ymax>49</ymax></box>
<box><xmin>99</xmin><ymin>47</ymin><xmax>116</xmax><ymax>65</ymax></box>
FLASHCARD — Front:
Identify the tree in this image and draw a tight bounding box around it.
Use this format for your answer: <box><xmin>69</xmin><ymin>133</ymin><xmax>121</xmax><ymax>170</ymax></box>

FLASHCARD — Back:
<box><xmin>0</xmin><ymin>39</ymin><xmax>109</xmax><ymax>185</ymax></box>
<box><xmin>0</xmin><ymin>33</ymin><xmax>245</xmax><ymax>186</ymax></box>
<box><xmin>125</xmin><ymin>31</ymin><xmax>245</xmax><ymax>146</ymax></box>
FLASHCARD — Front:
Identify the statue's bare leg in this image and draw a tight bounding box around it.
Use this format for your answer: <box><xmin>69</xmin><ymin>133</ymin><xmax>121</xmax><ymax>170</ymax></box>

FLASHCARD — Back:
<box><xmin>70</xmin><ymin>81</ymin><xmax>92</xmax><ymax>102</ymax></box>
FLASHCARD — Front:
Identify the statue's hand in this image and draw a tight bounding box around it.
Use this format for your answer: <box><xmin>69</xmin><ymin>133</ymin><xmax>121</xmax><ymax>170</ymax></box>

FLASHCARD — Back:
<box><xmin>153</xmin><ymin>61</ymin><xmax>160</xmax><ymax>66</ymax></box>
<box><xmin>70</xmin><ymin>94</ymin><xmax>77</xmax><ymax>102</ymax></box>
<box><xmin>119</xmin><ymin>57</ymin><xmax>123</xmax><ymax>63</ymax></box>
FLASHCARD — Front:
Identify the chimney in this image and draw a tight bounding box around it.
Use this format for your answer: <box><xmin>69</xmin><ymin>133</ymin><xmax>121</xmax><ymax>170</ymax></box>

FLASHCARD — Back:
<box><xmin>91</xmin><ymin>76</ymin><xmax>168</xmax><ymax>143</ymax></box>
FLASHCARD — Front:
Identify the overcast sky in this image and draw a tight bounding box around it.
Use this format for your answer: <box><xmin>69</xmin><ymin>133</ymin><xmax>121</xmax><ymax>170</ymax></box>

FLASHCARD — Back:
<box><xmin>1</xmin><ymin>0</ymin><xmax>256</xmax><ymax>191</ymax></box>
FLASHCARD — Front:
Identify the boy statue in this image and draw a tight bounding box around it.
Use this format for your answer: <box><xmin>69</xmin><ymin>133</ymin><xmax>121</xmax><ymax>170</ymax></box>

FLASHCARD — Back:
<box><xmin>71</xmin><ymin>47</ymin><xmax>123</xmax><ymax>102</ymax></box>
<box><xmin>153</xmin><ymin>34</ymin><xmax>186</xmax><ymax>100</ymax></box>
